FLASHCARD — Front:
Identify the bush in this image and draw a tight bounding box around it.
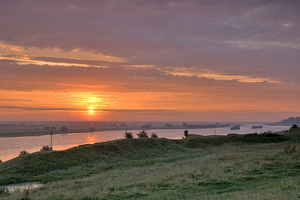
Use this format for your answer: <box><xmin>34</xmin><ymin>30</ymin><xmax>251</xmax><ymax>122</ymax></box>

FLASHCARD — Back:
<box><xmin>0</xmin><ymin>159</ymin><xmax>2</xmax><ymax>163</ymax></box>
<box><xmin>19</xmin><ymin>150</ymin><xmax>29</xmax><ymax>156</ymax></box>
<box><xmin>137</xmin><ymin>130</ymin><xmax>148</xmax><ymax>138</ymax></box>
<box><xmin>41</xmin><ymin>145</ymin><xmax>52</xmax><ymax>151</ymax></box>
<box><xmin>284</xmin><ymin>144</ymin><xmax>296</xmax><ymax>153</ymax></box>
<box><xmin>124</xmin><ymin>131</ymin><xmax>133</xmax><ymax>139</ymax></box>
<box><xmin>151</xmin><ymin>133</ymin><xmax>158</xmax><ymax>138</ymax></box>
<box><xmin>184</xmin><ymin>130</ymin><xmax>189</xmax><ymax>137</ymax></box>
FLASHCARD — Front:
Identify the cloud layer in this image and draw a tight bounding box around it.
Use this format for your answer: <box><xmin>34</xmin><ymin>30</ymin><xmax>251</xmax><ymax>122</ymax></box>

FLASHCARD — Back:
<box><xmin>0</xmin><ymin>0</ymin><xmax>300</xmax><ymax>121</ymax></box>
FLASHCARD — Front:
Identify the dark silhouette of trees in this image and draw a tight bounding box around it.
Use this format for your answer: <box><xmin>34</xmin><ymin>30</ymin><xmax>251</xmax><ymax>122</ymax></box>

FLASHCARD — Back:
<box><xmin>41</xmin><ymin>145</ymin><xmax>52</xmax><ymax>151</ymax></box>
<box><xmin>19</xmin><ymin>150</ymin><xmax>29</xmax><ymax>156</ymax></box>
<box><xmin>151</xmin><ymin>132</ymin><xmax>158</xmax><ymax>138</ymax></box>
<box><xmin>141</xmin><ymin>125</ymin><xmax>151</xmax><ymax>129</ymax></box>
<box><xmin>124</xmin><ymin>131</ymin><xmax>133</xmax><ymax>138</ymax></box>
<box><xmin>289</xmin><ymin>124</ymin><xmax>298</xmax><ymax>131</ymax></box>
<box><xmin>61</xmin><ymin>126</ymin><xmax>68</xmax><ymax>133</ymax></box>
<box><xmin>137</xmin><ymin>130</ymin><xmax>148</xmax><ymax>138</ymax></box>
<box><xmin>119</xmin><ymin>123</ymin><xmax>128</xmax><ymax>128</ymax></box>
<box><xmin>184</xmin><ymin>130</ymin><xmax>189</xmax><ymax>137</ymax></box>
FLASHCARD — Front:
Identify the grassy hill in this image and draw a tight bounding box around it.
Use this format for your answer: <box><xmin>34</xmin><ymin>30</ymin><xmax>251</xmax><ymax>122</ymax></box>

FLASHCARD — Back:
<box><xmin>1</xmin><ymin>129</ymin><xmax>300</xmax><ymax>199</ymax></box>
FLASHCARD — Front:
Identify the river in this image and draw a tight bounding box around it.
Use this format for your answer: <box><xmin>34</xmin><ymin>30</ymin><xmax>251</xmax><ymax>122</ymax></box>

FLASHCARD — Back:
<box><xmin>0</xmin><ymin>124</ymin><xmax>289</xmax><ymax>162</ymax></box>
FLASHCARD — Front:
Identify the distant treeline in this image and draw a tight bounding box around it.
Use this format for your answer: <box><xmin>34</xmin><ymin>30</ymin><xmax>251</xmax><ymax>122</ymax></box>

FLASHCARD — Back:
<box><xmin>182</xmin><ymin>123</ymin><xmax>231</xmax><ymax>129</ymax></box>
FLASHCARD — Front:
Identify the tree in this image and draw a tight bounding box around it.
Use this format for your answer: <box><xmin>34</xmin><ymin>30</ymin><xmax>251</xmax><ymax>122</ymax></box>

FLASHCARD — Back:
<box><xmin>184</xmin><ymin>130</ymin><xmax>189</xmax><ymax>137</ymax></box>
<box><xmin>89</xmin><ymin>127</ymin><xmax>95</xmax><ymax>132</ymax></box>
<box><xmin>61</xmin><ymin>126</ymin><xmax>68</xmax><ymax>133</ymax></box>
<box><xmin>41</xmin><ymin>145</ymin><xmax>52</xmax><ymax>151</ymax></box>
<box><xmin>151</xmin><ymin>132</ymin><xmax>158</xmax><ymax>138</ymax></box>
<box><xmin>19</xmin><ymin>150</ymin><xmax>29</xmax><ymax>156</ymax></box>
<box><xmin>124</xmin><ymin>131</ymin><xmax>133</xmax><ymax>139</ymax></box>
<box><xmin>137</xmin><ymin>130</ymin><xmax>148</xmax><ymax>138</ymax></box>
<box><xmin>289</xmin><ymin>124</ymin><xmax>298</xmax><ymax>131</ymax></box>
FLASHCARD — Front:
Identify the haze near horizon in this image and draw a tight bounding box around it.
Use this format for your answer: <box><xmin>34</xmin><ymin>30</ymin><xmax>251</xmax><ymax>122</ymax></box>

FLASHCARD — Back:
<box><xmin>0</xmin><ymin>1</ymin><xmax>300</xmax><ymax>122</ymax></box>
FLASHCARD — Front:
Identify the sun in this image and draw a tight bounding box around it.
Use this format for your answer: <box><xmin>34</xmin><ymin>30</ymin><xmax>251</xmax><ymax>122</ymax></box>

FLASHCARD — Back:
<box><xmin>88</xmin><ymin>108</ymin><xmax>95</xmax><ymax>114</ymax></box>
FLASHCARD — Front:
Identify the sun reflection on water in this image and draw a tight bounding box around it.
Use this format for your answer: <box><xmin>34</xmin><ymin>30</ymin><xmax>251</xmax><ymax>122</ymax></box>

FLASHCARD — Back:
<box><xmin>86</xmin><ymin>133</ymin><xmax>97</xmax><ymax>144</ymax></box>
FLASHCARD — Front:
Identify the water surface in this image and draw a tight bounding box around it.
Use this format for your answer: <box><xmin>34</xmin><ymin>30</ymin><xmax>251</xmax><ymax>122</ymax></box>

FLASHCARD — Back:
<box><xmin>0</xmin><ymin>124</ymin><xmax>289</xmax><ymax>162</ymax></box>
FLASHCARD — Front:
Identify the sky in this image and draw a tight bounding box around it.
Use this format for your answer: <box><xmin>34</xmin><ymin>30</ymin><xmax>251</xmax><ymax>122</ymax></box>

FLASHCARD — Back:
<box><xmin>0</xmin><ymin>0</ymin><xmax>300</xmax><ymax>122</ymax></box>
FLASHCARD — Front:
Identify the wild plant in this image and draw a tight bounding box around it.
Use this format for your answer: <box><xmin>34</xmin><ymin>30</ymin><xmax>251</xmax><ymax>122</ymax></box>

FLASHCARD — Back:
<box><xmin>0</xmin><ymin>187</ymin><xmax>10</xmax><ymax>196</ymax></box>
<box><xmin>284</xmin><ymin>144</ymin><xmax>296</xmax><ymax>153</ymax></box>
<box><xmin>19</xmin><ymin>150</ymin><xmax>29</xmax><ymax>156</ymax></box>
<box><xmin>41</xmin><ymin>145</ymin><xmax>52</xmax><ymax>151</ymax></box>
<box><xmin>184</xmin><ymin>130</ymin><xmax>189</xmax><ymax>137</ymax></box>
<box><xmin>137</xmin><ymin>130</ymin><xmax>148</xmax><ymax>138</ymax></box>
<box><xmin>151</xmin><ymin>132</ymin><xmax>158</xmax><ymax>138</ymax></box>
<box><xmin>124</xmin><ymin>131</ymin><xmax>133</xmax><ymax>139</ymax></box>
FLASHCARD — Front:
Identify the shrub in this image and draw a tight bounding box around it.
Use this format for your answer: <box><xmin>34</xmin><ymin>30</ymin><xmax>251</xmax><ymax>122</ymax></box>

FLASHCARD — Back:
<box><xmin>41</xmin><ymin>145</ymin><xmax>52</xmax><ymax>151</ymax></box>
<box><xmin>124</xmin><ymin>131</ymin><xmax>133</xmax><ymax>139</ymax></box>
<box><xmin>151</xmin><ymin>132</ymin><xmax>158</xmax><ymax>138</ymax></box>
<box><xmin>137</xmin><ymin>130</ymin><xmax>148</xmax><ymax>138</ymax></box>
<box><xmin>284</xmin><ymin>144</ymin><xmax>296</xmax><ymax>154</ymax></box>
<box><xmin>0</xmin><ymin>159</ymin><xmax>2</xmax><ymax>163</ymax></box>
<box><xmin>19</xmin><ymin>150</ymin><xmax>29</xmax><ymax>156</ymax></box>
<box><xmin>184</xmin><ymin>130</ymin><xmax>189</xmax><ymax>137</ymax></box>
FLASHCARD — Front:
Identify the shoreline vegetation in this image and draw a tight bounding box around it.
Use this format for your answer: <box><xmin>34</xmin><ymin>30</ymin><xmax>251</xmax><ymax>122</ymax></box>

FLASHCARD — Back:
<box><xmin>0</xmin><ymin>126</ymin><xmax>299</xmax><ymax>199</ymax></box>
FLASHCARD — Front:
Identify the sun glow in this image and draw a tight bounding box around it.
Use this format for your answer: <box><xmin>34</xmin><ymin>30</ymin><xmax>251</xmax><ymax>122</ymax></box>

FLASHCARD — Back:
<box><xmin>88</xmin><ymin>109</ymin><xmax>95</xmax><ymax>114</ymax></box>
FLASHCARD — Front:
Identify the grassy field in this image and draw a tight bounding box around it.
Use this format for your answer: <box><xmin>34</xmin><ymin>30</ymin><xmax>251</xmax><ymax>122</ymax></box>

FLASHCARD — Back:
<box><xmin>0</xmin><ymin>128</ymin><xmax>300</xmax><ymax>199</ymax></box>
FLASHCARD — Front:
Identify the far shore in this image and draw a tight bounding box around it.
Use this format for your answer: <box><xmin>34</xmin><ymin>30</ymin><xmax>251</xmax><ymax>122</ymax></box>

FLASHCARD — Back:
<box><xmin>0</xmin><ymin>121</ymin><xmax>236</xmax><ymax>138</ymax></box>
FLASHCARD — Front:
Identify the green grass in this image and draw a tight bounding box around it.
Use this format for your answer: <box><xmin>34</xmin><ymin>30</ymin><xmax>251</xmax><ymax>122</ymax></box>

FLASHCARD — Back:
<box><xmin>0</xmin><ymin>130</ymin><xmax>300</xmax><ymax>199</ymax></box>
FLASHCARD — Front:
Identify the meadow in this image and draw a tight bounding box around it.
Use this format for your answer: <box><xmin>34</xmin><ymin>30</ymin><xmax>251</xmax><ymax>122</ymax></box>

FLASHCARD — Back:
<box><xmin>0</xmin><ymin>128</ymin><xmax>300</xmax><ymax>200</ymax></box>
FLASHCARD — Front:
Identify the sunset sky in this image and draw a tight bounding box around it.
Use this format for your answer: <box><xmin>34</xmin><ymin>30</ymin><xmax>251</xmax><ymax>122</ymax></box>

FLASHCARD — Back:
<box><xmin>0</xmin><ymin>0</ymin><xmax>300</xmax><ymax>122</ymax></box>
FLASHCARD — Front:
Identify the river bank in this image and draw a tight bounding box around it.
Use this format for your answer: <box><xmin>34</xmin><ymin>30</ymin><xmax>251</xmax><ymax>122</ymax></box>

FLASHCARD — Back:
<box><xmin>0</xmin><ymin>124</ymin><xmax>289</xmax><ymax>162</ymax></box>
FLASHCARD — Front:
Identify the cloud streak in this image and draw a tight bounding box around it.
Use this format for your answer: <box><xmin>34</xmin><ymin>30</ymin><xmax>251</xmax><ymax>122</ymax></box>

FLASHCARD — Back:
<box><xmin>0</xmin><ymin>106</ymin><xmax>172</xmax><ymax>113</ymax></box>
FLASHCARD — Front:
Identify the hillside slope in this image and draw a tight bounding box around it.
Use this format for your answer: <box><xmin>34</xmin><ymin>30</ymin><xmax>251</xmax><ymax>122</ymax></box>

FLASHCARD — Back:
<box><xmin>0</xmin><ymin>130</ymin><xmax>300</xmax><ymax>199</ymax></box>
